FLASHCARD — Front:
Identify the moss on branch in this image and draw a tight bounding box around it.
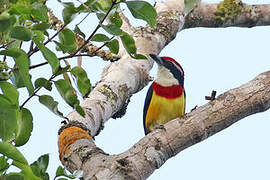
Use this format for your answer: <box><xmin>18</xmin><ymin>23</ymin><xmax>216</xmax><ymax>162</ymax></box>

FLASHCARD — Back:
<box><xmin>214</xmin><ymin>0</ymin><xmax>243</xmax><ymax>26</ymax></box>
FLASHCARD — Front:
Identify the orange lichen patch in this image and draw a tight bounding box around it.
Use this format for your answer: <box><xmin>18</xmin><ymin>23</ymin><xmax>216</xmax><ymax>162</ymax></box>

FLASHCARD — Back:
<box><xmin>58</xmin><ymin>126</ymin><xmax>92</xmax><ymax>163</ymax></box>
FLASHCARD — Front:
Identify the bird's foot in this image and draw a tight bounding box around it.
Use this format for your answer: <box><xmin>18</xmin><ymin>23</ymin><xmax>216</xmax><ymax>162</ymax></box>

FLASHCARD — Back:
<box><xmin>154</xmin><ymin>124</ymin><xmax>166</xmax><ymax>131</ymax></box>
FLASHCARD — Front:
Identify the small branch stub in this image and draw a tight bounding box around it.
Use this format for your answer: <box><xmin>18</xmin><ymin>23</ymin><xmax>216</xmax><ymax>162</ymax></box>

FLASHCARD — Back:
<box><xmin>205</xmin><ymin>90</ymin><xmax>217</xmax><ymax>101</ymax></box>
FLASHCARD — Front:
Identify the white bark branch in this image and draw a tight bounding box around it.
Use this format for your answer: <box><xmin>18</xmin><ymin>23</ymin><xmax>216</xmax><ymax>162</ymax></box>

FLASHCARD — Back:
<box><xmin>65</xmin><ymin>0</ymin><xmax>185</xmax><ymax>137</ymax></box>
<box><xmin>58</xmin><ymin>0</ymin><xmax>270</xmax><ymax>179</ymax></box>
<box><xmin>184</xmin><ymin>2</ymin><xmax>270</xmax><ymax>29</ymax></box>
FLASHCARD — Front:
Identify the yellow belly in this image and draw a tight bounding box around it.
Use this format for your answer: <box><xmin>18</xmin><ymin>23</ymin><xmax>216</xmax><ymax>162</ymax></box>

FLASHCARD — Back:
<box><xmin>145</xmin><ymin>91</ymin><xmax>185</xmax><ymax>133</ymax></box>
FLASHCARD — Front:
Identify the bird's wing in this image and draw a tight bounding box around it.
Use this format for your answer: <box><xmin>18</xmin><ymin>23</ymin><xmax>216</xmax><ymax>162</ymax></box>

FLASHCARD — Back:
<box><xmin>143</xmin><ymin>84</ymin><xmax>153</xmax><ymax>135</ymax></box>
<box><xmin>184</xmin><ymin>89</ymin><xmax>186</xmax><ymax>113</ymax></box>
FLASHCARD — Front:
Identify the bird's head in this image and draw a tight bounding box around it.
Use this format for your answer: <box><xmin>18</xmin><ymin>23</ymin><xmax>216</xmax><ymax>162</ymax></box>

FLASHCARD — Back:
<box><xmin>149</xmin><ymin>54</ymin><xmax>184</xmax><ymax>87</ymax></box>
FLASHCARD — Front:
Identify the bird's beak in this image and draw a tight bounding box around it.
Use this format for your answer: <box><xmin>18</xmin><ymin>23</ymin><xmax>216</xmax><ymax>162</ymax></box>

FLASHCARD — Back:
<box><xmin>149</xmin><ymin>54</ymin><xmax>164</xmax><ymax>66</ymax></box>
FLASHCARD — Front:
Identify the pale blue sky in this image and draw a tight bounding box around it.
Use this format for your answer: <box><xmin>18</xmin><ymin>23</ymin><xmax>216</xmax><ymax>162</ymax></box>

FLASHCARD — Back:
<box><xmin>17</xmin><ymin>0</ymin><xmax>270</xmax><ymax>179</ymax></box>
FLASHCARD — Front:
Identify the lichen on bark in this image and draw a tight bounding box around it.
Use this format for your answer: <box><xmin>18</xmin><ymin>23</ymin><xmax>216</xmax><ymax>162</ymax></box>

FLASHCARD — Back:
<box><xmin>214</xmin><ymin>0</ymin><xmax>243</xmax><ymax>26</ymax></box>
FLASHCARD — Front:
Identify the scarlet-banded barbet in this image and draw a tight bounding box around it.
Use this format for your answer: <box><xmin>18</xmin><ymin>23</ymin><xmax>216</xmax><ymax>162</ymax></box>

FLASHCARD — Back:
<box><xmin>143</xmin><ymin>54</ymin><xmax>185</xmax><ymax>135</ymax></box>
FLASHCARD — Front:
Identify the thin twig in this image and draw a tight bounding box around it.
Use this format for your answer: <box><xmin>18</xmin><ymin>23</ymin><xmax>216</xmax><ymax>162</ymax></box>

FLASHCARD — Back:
<box><xmin>20</xmin><ymin>87</ymin><xmax>42</xmax><ymax>109</ymax></box>
<box><xmin>77</xmin><ymin>12</ymin><xmax>91</xmax><ymax>26</ymax></box>
<box><xmin>92</xmin><ymin>36</ymin><xmax>115</xmax><ymax>55</ymax></box>
<box><xmin>29</xmin><ymin>54</ymin><xmax>90</xmax><ymax>70</ymax></box>
<box><xmin>29</xmin><ymin>61</ymin><xmax>49</xmax><ymax>69</ymax></box>
<box><xmin>0</xmin><ymin>40</ymin><xmax>16</xmax><ymax>49</ymax></box>
<box><xmin>20</xmin><ymin>75</ymin><xmax>55</xmax><ymax>108</ymax></box>
<box><xmin>27</xmin><ymin>24</ymin><xmax>67</xmax><ymax>57</ymax></box>
<box><xmin>27</xmin><ymin>41</ymin><xmax>34</xmax><ymax>55</ymax></box>
<box><xmin>29</xmin><ymin>36</ymin><xmax>115</xmax><ymax>70</ymax></box>
<box><xmin>3</xmin><ymin>55</ymin><xmax>6</xmax><ymax>62</ymax></box>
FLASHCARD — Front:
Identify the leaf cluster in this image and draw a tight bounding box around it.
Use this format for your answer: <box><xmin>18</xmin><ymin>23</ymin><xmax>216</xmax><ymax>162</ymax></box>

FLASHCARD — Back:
<box><xmin>0</xmin><ymin>0</ymin><xmax>157</xmax><ymax>179</ymax></box>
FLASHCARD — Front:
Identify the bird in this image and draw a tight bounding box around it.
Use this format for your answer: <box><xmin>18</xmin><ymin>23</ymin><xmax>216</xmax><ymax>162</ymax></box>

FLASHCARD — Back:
<box><xmin>143</xmin><ymin>54</ymin><xmax>185</xmax><ymax>135</ymax></box>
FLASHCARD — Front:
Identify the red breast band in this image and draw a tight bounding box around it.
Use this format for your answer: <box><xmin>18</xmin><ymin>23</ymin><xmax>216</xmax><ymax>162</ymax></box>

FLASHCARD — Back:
<box><xmin>152</xmin><ymin>82</ymin><xmax>183</xmax><ymax>99</ymax></box>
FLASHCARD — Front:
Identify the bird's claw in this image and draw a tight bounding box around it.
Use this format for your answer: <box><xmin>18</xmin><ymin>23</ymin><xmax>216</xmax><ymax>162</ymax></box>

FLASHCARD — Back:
<box><xmin>154</xmin><ymin>124</ymin><xmax>166</xmax><ymax>131</ymax></box>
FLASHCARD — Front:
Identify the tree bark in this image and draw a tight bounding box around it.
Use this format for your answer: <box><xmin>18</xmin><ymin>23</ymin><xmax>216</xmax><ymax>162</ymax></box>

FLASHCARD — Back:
<box><xmin>184</xmin><ymin>2</ymin><xmax>270</xmax><ymax>29</ymax></box>
<box><xmin>57</xmin><ymin>0</ymin><xmax>270</xmax><ymax>179</ymax></box>
<box><xmin>59</xmin><ymin>70</ymin><xmax>270</xmax><ymax>179</ymax></box>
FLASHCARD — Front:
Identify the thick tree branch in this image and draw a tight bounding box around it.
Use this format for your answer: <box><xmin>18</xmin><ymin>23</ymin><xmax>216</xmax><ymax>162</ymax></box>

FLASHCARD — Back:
<box><xmin>57</xmin><ymin>0</ymin><xmax>270</xmax><ymax>179</ymax></box>
<box><xmin>63</xmin><ymin>1</ymin><xmax>185</xmax><ymax>137</ymax></box>
<box><xmin>60</xmin><ymin>71</ymin><xmax>270</xmax><ymax>179</ymax></box>
<box><xmin>184</xmin><ymin>1</ymin><xmax>270</xmax><ymax>29</ymax></box>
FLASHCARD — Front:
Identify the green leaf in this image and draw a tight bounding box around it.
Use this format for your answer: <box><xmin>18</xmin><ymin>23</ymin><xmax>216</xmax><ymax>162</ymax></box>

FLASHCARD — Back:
<box><xmin>55</xmin><ymin>166</ymin><xmax>76</xmax><ymax>179</ymax></box>
<box><xmin>125</xmin><ymin>1</ymin><xmax>157</xmax><ymax>27</ymax></box>
<box><xmin>10</xmin><ymin>26</ymin><xmax>32</xmax><ymax>41</ymax></box>
<box><xmin>9</xmin><ymin>4</ymin><xmax>31</xmax><ymax>15</ymax></box>
<box><xmin>96</xmin><ymin>13</ymin><xmax>105</xmax><ymax>21</ymax></box>
<box><xmin>15</xmin><ymin>108</ymin><xmax>33</xmax><ymax>147</ymax></box>
<box><xmin>120</xmin><ymin>32</ymin><xmax>136</xmax><ymax>54</ymax></box>
<box><xmin>31</xmin><ymin>154</ymin><xmax>49</xmax><ymax>180</ymax></box>
<box><xmin>184</xmin><ymin>0</ymin><xmax>200</xmax><ymax>14</ymax></box>
<box><xmin>62</xmin><ymin>2</ymin><xmax>77</xmax><ymax>24</ymax></box>
<box><xmin>10</xmin><ymin>69</ymin><xmax>25</xmax><ymax>88</ymax></box>
<box><xmin>32</xmin><ymin>23</ymin><xmax>50</xmax><ymax>31</ymax></box>
<box><xmin>109</xmin><ymin>11</ymin><xmax>122</xmax><ymax>27</ymax></box>
<box><xmin>71</xmin><ymin>66</ymin><xmax>91</xmax><ymax>97</ymax></box>
<box><xmin>0</xmin><ymin>12</ymin><xmax>16</xmax><ymax>32</ymax></box>
<box><xmin>59</xmin><ymin>29</ymin><xmax>76</xmax><ymax>45</ymax></box>
<box><xmin>34</xmin><ymin>78</ymin><xmax>52</xmax><ymax>91</ymax></box>
<box><xmin>0</xmin><ymin>156</ymin><xmax>10</xmax><ymax>174</ymax></box>
<box><xmin>91</xmin><ymin>33</ymin><xmax>110</xmax><ymax>42</ymax></box>
<box><xmin>132</xmin><ymin>53</ymin><xmax>147</xmax><ymax>59</ymax></box>
<box><xmin>33</xmin><ymin>30</ymin><xmax>45</xmax><ymax>42</ymax></box>
<box><xmin>33</xmin><ymin>38</ymin><xmax>60</xmax><ymax>73</ymax></box>
<box><xmin>0</xmin><ymin>95</ymin><xmax>18</xmax><ymax>141</ymax></box>
<box><xmin>31</xmin><ymin>3</ymin><xmax>49</xmax><ymax>22</ymax></box>
<box><xmin>31</xmin><ymin>154</ymin><xmax>49</xmax><ymax>174</ymax></box>
<box><xmin>74</xmin><ymin>25</ymin><xmax>85</xmax><ymax>39</ymax></box>
<box><xmin>0</xmin><ymin>49</ymin><xmax>34</xmax><ymax>95</ymax></box>
<box><xmin>54</xmin><ymin>65</ymin><xmax>70</xmax><ymax>77</ymax></box>
<box><xmin>106</xmin><ymin>39</ymin><xmax>119</xmax><ymax>54</ymax></box>
<box><xmin>13</xmin><ymin>161</ymin><xmax>42</xmax><ymax>180</ymax></box>
<box><xmin>77</xmin><ymin>0</ymin><xmax>97</xmax><ymax>12</ymax></box>
<box><xmin>9</xmin><ymin>0</ymin><xmax>18</xmax><ymax>3</ymax></box>
<box><xmin>6</xmin><ymin>172</ymin><xmax>25</xmax><ymax>180</ymax></box>
<box><xmin>101</xmin><ymin>24</ymin><xmax>122</xmax><ymax>36</ymax></box>
<box><xmin>39</xmin><ymin>95</ymin><xmax>64</xmax><ymax>118</ymax></box>
<box><xmin>94</xmin><ymin>0</ymin><xmax>113</xmax><ymax>12</ymax></box>
<box><xmin>74</xmin><ymin>104</ymin><xmax>85</xmax><ymax>117</ymax></box>
<box><xmin>0</xmin><ymin>142</ymin><xmax>28</xmax><ymax>165</ymax></box>
<box><xmin>0</xmin><ymin>72</ymin><xmax>10</xmax><ymax>81</ymax></box>
<box><xmin>54</xmin><ymin>79</ymin><xmax>79</xmax><ymax>108</ymax></box>
<box><xmin>0</xmin><ymin>81</ymin><xmax>19</xmax><ymax>105</ymax></box>
<box><xmin>56</xmin><ymin>29</ymin><xmax>77</xmax><ymax>53</ymax></box>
